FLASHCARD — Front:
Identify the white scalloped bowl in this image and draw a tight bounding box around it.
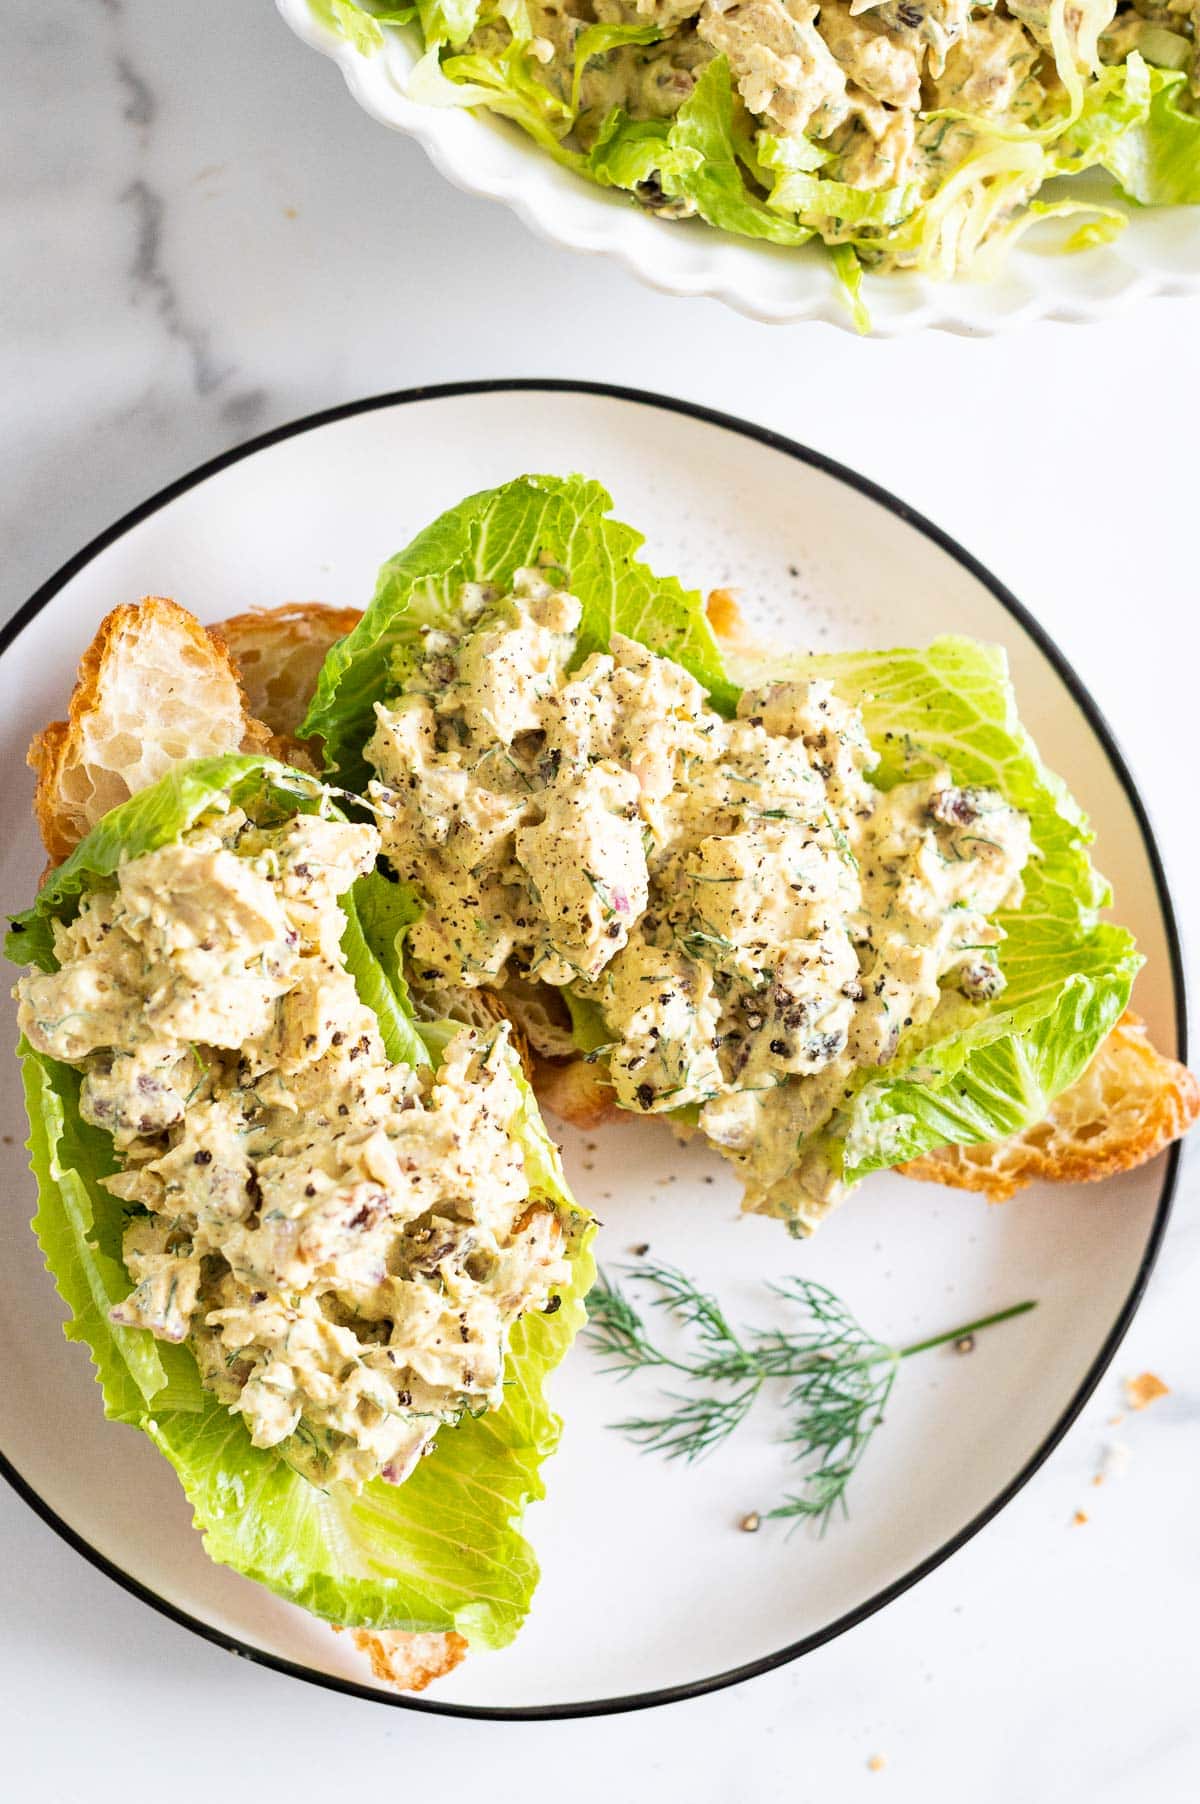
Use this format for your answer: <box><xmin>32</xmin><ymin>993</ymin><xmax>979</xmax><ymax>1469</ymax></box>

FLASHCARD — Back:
<box><xmin>277</xmin><ymin>0</ymin><xmax>1200</xmax><ymax>335</ymax></box>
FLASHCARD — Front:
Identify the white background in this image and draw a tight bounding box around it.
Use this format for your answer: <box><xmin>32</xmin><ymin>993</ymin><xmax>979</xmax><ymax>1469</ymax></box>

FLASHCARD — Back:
<box><xmin>2</xmin><ymin>4</ymin><xmax>1198</xmax><ymax>1799</ymax></box>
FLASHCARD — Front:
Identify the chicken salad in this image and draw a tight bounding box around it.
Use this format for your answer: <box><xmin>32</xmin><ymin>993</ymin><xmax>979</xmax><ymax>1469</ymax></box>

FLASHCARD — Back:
<box><xmin>316</xmin><ymin>0</ymin><xmax>1200</xmax><ymax>291</ymax></box>
<box><xmin>365</xmin><ymin>570</ymin><xmax>1032</xmax><ymax>1224</ymax></box>
<box><xmin>10</xmin><ymin>755</ymin><xmax>592</xmax><ymax>1645</ymax></box>
<box><xmin>16</xmin><ymin>806</ymin><xmax>569</xmax><ymax>1491</ymax></box>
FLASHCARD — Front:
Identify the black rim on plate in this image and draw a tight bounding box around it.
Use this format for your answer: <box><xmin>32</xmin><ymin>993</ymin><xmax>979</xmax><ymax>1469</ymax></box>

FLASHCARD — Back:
<box><xmin>0</xmin><ymin>379</ymin><xmax>1188</xmax><ymax>1720</ymax></box>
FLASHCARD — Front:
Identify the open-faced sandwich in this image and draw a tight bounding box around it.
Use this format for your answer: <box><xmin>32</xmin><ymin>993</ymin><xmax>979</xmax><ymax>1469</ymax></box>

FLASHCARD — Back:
<box><xmin>300</xmin><ymin>473</ymin><xmax>1197</xmax><ymax>1231</ymax></box>
<box><xmin>9</xmin><ymin>480</ymin><xmax>1196</xmax><ymax>1691</ymax></box>
<box><xmin>11</xmin><ymin>600</ymin><xmax>593</xmax><ymax>1691</ymax></box>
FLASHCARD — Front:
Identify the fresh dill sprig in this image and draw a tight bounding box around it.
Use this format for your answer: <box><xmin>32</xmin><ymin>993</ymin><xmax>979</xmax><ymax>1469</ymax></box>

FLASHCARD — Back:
<box><xmin>584</xmin><ymin>1262</ymin><xmax>1036</xmax><ymax>1532</ymax></box>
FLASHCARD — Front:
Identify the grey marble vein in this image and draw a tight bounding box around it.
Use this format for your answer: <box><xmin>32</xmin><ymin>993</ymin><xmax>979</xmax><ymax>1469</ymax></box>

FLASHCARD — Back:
<box><xmin>115</xmin><ymin>53</ymin><xmax>155</xmax><ymax>132</ymax></box>
<box><xmin>120</xmin><ymin>176</ymin><xmax>234</xmax><ymax>396</ymax></box>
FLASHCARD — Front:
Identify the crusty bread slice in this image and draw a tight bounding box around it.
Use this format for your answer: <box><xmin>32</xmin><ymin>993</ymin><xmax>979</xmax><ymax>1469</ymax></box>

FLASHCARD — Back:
<box><xmin>211</xmin><ymin>603</ymin><xmax>361</xmax><ymax>740</ymax></box>
<box><xmin>900</xmin><ymin>1013</ymin><xmax>1199</xmax><ymax>1201</ymax></box>
<box><xmin>530</xmin><ymin>1053</ymin><xmax>622</xmax><ymax>1130</ymax></box>
<box><xmin>523</xmin><ymin>589</ymin><xmax>1198</xmax><ymax>1193</ymax></box>
<box><xmin>29</xmin><ymin>596</ymin><xmax>274</xmax><ymax>866</ymax></box>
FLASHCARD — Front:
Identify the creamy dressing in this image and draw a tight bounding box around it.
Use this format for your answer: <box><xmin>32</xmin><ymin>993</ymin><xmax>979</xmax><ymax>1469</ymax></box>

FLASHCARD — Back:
<box><xmin>366</xmin><ymin>573</ymin><xmax>1032</xmax><ymax>1228</ymax></box>
<box><xmin>16</xmin><ymin>809</ymin><xmax>568</xmax><ymax>1490</ymax></box>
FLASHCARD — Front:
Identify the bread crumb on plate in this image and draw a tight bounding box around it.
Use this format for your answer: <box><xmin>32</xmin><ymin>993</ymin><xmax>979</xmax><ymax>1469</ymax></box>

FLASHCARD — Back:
<box><xmin>1124</xmin><ymin>1372</ymin><xmax>1169</xmax><ymax>1412</ymax></box>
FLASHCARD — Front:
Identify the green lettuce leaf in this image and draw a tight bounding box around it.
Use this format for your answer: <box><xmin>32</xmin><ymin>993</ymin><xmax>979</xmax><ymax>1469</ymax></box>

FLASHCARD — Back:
<box><xmin>341</xmin><ymin>877</ymin><xmax>430</xmax><ymax>1068</ymax></box>
<box><xmin>306</xmin><ymin>480</ymin><xmax>1141</xmax><ymax>1202</ymax></box>
<box><xmin>7</xmin><ymin>755</ymin><xmax>325</xmax><ymax>971</ymax></box>
<box><xmin>1098</xmin><ymin>67</ymin><xmax>1200</xmax><ymax>203</ymax></box>
<box><xmin>351</xmin><ymin>864</ymin><xmax>427</xmax><ymax>1023</ymax></box>
<box><xmin>433</xmin><ymin>44</ymin><xmax>577</xmax><ymax>152</ymax></box>
<box><xmin>586</xmin><ymin>111</ymin><xmax>685</xmax><ymax>191</ymax></box>
<box><xmin>309</xmin><ymin>0</ymin><xmax>484</xmax><ymax>55</ymax></box>
<box><xmin>1054</xmin><ymin>52</ymin><xmax>1156</xmax><ymax>172</ymax></box>
<box><xmin>303</xmin><ymin>473</ymin><xmax>737</xmax><ymax>786</ymax></box>
<box><xmin>309</xmin><ymin>0</ymin><xmax>385</xmax><ymax>53</ymax></box>
<box><xmin>766</xmin><ymin>166</ymin><xmax>921</xmax><ymax>234</ymax></box>
<box><xmin>309</xmin><ymin>0</ymin><xmax>417</xmax><ymax>52</ymax></box>
<box><xmin>20</xmin><ymin>1046</ymin><xmax>206</xmax><ymax>1419</ymax></box>
<box><xmin>648</xmin><ymin>59</ymin><xmax>815</xmax><ymax>246</ymax></box>
<box><xmin>10</xmin><ymin>755</ymin><xmax>592</xmax><ymax>1643</ymax></box>
<box><xmin>829</xmin><ymin>244</ymin><xmax>870</xmax><ymax>335</ymax></box>
<box><xmin>586</xmin><ymin>62</ymin><xmax>817</xmax><ymax>245</ymax></box>
<box><xmin>570</xmin><ymin>22</ymin><xmax>664</xmax><ymax>115</ymax></box>
<box><xmin>719</xmin><ymin>635</ymin><xmax>1141</xmax><ymax>1186</ymax></box>
<box><xmin>755</xmin><ymin>129</ymin><xmax>833</xmax><ymax>177</ymax></box>
<box><xmin>1051</xmin><ymin>54</ymin><xmax>1200</xmax><ymax>201</ymax></box>
<box><xmin>418</xmin><ymin>0</ymin><xmax>481</xmax><ymax>49</ymax></box>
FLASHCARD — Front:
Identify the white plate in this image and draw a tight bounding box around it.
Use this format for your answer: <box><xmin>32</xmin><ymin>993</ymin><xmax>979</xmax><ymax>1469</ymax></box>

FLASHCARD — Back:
<box><xmin>276</xmin><ymin>0</ymin><xmax>1200</xmax><ymax>335</ymax></box>
<box><xmin>0</xmin><ymin>382</ymin><xmax>1186</xmax><ymax>1717</ymax></box>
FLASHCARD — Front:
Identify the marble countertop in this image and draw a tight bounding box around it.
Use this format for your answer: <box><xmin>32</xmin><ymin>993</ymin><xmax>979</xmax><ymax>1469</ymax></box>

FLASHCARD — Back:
<box><xmin>2</xmin><ymin>5</ymin><xmax>1196</xmax><ymax>1800</ymax></box>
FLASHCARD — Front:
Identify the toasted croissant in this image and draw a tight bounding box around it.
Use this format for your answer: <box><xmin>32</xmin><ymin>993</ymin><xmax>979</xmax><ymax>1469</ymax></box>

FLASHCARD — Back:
<box><xmin>900</xmin><ymin>1012</ymin><xmax>1199</xmax><ymax>1201</ymax></box>
<box><xmin>29</xmin><ymin>595</ymin><xmax>274</xmax><ymax>865</ymax></box>
<box><xmin>210</xmin><ymin>602</ymin><xmax>361</xmax><ymax>740</ymax></box>
<box><xmin>332</xmin><ymin>1627</ymin><xmax>468</xmax><ymax>1694</ymax></box>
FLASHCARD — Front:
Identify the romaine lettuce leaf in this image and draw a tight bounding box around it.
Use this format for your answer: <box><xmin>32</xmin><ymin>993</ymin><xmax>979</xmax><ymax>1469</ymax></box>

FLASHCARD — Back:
<box><xmin>719</xmin><ymin>636</ymin><xmax>1141</xmax><ymax>1186</ymax></box>
<box><xmin>305</xmin><ymin>478</ymin><xmax>1141</xmax><ymax>1201</ymax></box>
<box><xmin>907</xmin><ymin>58</ymin><xmax>1199</xmax><ymax>277</ymax></box>
<box><xmin>755</xmin><ymin>129</ymin><xmax>834</xmax><ymax>176</ymax></box>
<box><xmin>303</xmin><ymin>473</ymin><xmax>737</xmax><ymax>786</ymax></box>
<box><xmin>1097</xmin><ymin>67</ymin><xmax>1200</xmax><ymax>203</ymax></box>
<box><xmin>587</xmin><ymin>64</ymin><xmax>817</xmax><ymax>245</ymax></box>
<box><xmin>570</xmin><ymin>23</ymin><xmax>664</xmax><ymax>115</ymax></box>
<box><xmin>418</xmin><ymin>0</ymin><xmax>480</xmax><ymax>49</ymax></box>
<box><xmin>351</xmin><ymin>863</ymin><xmax>427</xmax><ymax>1024</ymax></box>
<box><xmin>766</xmin><ymin>167</ymin><xmax>921</xmax><ymax>233</ymax></box>
<box><xmin>829</xmin><ymin>244</ymin><xmax>870</xmax><ymax>336</ymax></box>
<box><xmin>7</xmin><ymin>755</ymin><xmax>323</xmax><ymax>972</ymax></box>
<box><xmin>309</xmin><ymin>0</ymin><xmax>386</xmax><ymax>53</ymax></box>
<box><xmin>1052</xmin><ymin>54</ymin><xmax>1200</xmax><ymax>201</ymax></box>
<box><xmin>646</xmin><ymin>60</ymin><xmax>815</xmax><ymax>246</ymax></box>
<box><xmin>1054</xmin><ymin>52</ymin><xmax>1156</xmax><ymax>172</ymax></box>
<box><xmin>586</xmin><ymin>112</ymin><xmax>682</xmax><ymax>191</ymax></box>
<box><xmin>20</xmin><ymin>1045</ymin><xmax>207</xmax><ymax>1419</ymax></box>
<box><xmin>342</xmin><ymin>875</ymin><xmax>430</xmax><ymax>1068</ymax></box>
<box><xmin>10</xmin><ymin>755</ymin><xmax>593</xmax><ymax>1643</ymax></box>
<box><xmin>434</xmin><ymin>44</ymin><xmax>577</xmax><ymax>153</ymax></box>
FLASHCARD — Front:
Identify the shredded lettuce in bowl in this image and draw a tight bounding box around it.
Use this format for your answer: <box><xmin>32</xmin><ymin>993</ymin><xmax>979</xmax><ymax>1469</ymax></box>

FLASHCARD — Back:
<box><xmin>310</xmin><ymin>0</ymin><xmax>1198</xmax><ymax>322</ymax></box>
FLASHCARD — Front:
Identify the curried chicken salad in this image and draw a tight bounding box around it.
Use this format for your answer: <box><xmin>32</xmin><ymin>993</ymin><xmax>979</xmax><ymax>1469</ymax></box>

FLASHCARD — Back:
<box><xmin>306</xmin><ymin>474</ymin><xmax>1142</xmax><ymax>1234</ymax></box>
<box><xmin>11</xmin><ymin>754</ymin><xmax>594</xmax><ymax>1649</ymax></box>
<box><xmin>12</xmin><ymin>811</ymin><xmax>566</xmax><ymax>1486</ymax></box>
<box><xmin>316</xmin><ymin>0</ymin><xmax>1200</xmax><ymax>291</ymax></box>
<box><xmin>15</xmin><ymin>804</ymin><xmax>570</xmax><ymax>1492</ymax></box>
<box><xmin>365</xmin><ymin>569</ymin><xmax>1032</xmax><ymax>1225</ymax></box>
